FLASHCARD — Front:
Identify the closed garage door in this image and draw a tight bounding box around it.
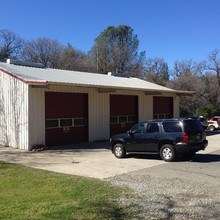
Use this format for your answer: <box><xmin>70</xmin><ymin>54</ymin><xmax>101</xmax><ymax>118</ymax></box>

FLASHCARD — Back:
<box><xmin>45</xmin><ymin>92</ymin><xmax>88</xmax><ymax>146</ymax></box>
<box><xmin>110</xmin><ymin>95</ymin><xmax>138</xmax><ymax>136</ymax></box>
<box><xmin>153</xmin><ymin>96</ymin><xmax>173</xmax><ymax>119</ymax></box>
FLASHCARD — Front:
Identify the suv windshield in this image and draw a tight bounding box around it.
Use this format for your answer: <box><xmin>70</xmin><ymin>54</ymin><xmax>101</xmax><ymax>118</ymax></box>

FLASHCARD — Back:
<box><xmin>183</xmin><ymin>120</ymin><xmax>203</xmax><ymax>132</ymax></box>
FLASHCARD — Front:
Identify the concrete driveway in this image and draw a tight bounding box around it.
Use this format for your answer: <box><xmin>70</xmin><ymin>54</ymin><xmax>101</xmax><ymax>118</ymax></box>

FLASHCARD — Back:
<box><xmin>0</xmin><ymin>133</ymin><xmax>219</xmax><ymax>179</ymax></box>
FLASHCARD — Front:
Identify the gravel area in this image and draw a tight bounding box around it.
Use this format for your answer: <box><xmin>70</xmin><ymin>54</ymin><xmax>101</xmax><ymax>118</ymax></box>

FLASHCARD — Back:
<box><xmin>107</xmin><ymin>153</ymin><xmax>220</xmax><ymax>220</ymax></box>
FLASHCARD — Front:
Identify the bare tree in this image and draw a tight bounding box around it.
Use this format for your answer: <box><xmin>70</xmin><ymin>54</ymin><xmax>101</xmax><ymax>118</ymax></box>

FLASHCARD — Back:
<box><xmin>196</xmin><ymin>49</ymin><xmax>220</xmax><ymax>113</ymax></box>
<box><xmin>0</xmin><ymin>29</ymin><xmax>24</xmax><ymax>61</ymax></box>
<box><xmin>168</xmin><ymin>60</ymin><xmax>207</xmax><ymax>116</ymax></box>
<box><xmin>58</xmin><ymin>43</ymin><xmax>95</xmax><ymax>72</ymax></box>
<box><xmin>172</xmin><ymin>59</ymin><xmax>204</xmax><ymax>78</ymax></box>
<box><xmin>168</xmin><ymin>71</ymin><xmax>202</xmax><ymax>116</ymax></box>
<box><xmin>203</xmin><ymin>49</ymin><xmax>220</xmax><ymax>86</ymax></box>
<box><xmin>22</xmin><ymin>37</ymin><xmax>64</xmax><ymax>68</ymax></box>
<box><xmin>168</xmin><ymin>56</ymin><xmax>220</xmax><ymax>116</ymax></box>
<box><xmin>143</xmin><ymin>57</ymin><xmax>169</xmax><ymax>85</ymax></box>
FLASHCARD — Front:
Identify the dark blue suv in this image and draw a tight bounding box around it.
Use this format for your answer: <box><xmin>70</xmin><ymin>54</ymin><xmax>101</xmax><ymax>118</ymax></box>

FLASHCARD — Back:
<box><xmin>110</xmin><ymin>118</ymin><xmax>208</xmax><ymax>162</ymax></box>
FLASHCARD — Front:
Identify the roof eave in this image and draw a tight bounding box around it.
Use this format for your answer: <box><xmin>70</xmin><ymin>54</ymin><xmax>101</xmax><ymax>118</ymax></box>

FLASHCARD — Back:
<box><xmin>175</xmin><ymin>90</ymin><xmax>195</xmax><ymax>96</ymax></box>
<box><xmin>0</xmin><ymin>67</ymin><xmax>47</xmax><ymax>85</ymax></box>
<box><xmin>48</xmin><ymin>81</ymin><xmax>178</xmax><ymax>94</ymax></box>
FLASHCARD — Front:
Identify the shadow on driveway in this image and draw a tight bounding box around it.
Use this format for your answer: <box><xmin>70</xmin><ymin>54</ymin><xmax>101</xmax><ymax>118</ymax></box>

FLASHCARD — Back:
<box><xmin>190</xmin><ymin>151</ymin><xmax>220</xmax><ymax>163</ymax></box>
<box><xmin>120</xmin><ymin>151</ymin><xmax>220</xmax><ymax>163</ymax></box>
<box><xmin>48</xmin><ymin>141</ymin><xmax>110</xmax><ymax>150</ymax></box>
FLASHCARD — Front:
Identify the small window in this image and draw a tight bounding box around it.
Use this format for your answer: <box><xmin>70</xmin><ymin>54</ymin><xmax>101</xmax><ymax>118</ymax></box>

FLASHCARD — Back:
<box><xmin>154</xmin><ymin>114</ymin><xmax>172</xmax><ymax>119</ymax></box>
<box><xmin>46</xmin><ymin>119</ymin><xmax>59</xmax><ymax>128</ymax></box>
<box><xmin>74</xmin><ymin>118</ymin><xmax>86</xmax><ymax>126</ymax></box>
<box><xmin>128</xmin><ymin>115</ymin><xmax>136</xmax><ymax>122</ymax></box>
<box><xmin>110</xmin><ymin>116</ymin><xmax>118</xmax><ymax>124</ymax></box>
<box><xmin>153</xmin><ymin>114</ymin><xmax>158</xmax><ymax>119</ymax></box>
<box><xmin>163</xmin><ymin>122</ymin><xmax>182</xmax><ymax>133</ymax></box>
<box><xmin>60</xmin><ymin>119</ymin><xmax>72</xmax><ymax>127</ymax></box>
<box><xmin>165</xmin><ymin>114</ymin><xmax>171</xmax><ymax>119</ymax></box>
<box><xmin>159</xmin><ymin>114</ymin><xmax>165</xmax><ymax>119</ymax></box>
<box><xmin>119</xmin><ymin>116</ymin><xmax>127</xmax><ymax>123</ymax></box>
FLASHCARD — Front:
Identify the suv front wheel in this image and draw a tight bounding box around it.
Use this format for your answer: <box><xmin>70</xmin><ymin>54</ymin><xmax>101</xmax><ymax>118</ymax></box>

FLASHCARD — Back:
<box><xmin>160</xmin><ymin>144</ymin><xmax>175</xmax><ymax>162</ymax></box>
<box><xmin>113</xmin><ymin>143</ymin><xmax>126</xmax><ymax>158</ymax></box>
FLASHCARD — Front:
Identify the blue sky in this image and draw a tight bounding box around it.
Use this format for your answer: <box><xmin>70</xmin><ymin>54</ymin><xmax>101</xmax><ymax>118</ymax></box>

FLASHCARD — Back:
<box><xmin>0</xmin><ymin>0</ymin><xmax>219</xmax><ymax>69</ymax></box>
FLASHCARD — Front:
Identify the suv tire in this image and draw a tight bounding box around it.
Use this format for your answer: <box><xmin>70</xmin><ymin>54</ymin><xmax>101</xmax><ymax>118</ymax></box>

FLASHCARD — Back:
<box><xmin>160</xmin><ymin>144</ymin><xmax>175</xmax><ymax>162</ymax></box>
<box><xmin>113</xmin><ymin>143</ymin><xmax>126</xmax><ymax>158</ymax></box>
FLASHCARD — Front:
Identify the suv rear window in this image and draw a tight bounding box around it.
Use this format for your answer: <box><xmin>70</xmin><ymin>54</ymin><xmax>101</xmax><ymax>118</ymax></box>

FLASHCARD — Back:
<box><xmin>183</xmin><ymin>119</ymin><xmax>203</xmax><ymax>132</ymax></box>
<box><xmin>163</xmin><ymin>121</ymin><xmax>182</xmax><ymax>133</ymax></box>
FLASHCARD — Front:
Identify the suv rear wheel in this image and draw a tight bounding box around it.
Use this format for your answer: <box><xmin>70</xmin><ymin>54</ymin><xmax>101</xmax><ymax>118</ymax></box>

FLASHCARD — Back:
<box><xmin>160</xmin><ymin>144</ymin><xmax>175</xmax><ymax>162</ymax></box>
<box><xmin>113</xmin><ymin>143</ymin><xmax>126</xmax><ymax>158</ymax></box>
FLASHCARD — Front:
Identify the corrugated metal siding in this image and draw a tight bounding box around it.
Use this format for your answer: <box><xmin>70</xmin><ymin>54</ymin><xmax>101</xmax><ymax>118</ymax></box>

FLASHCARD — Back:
<box><xmin>88</xmin><ymin>91</ymin><xmax>109</xmax><ymax>141</ymax></box>
<box><xmin>173</xmin><ymin>95</ymin><xmax>180</xmax><ymax>117</ymax></box>
<box><xmin>0</xmin><ymin>79</ymin><xmax>179</xmax><ymax>150</ymax></box>
<box><xmin>0</xmin><ymin>70</ymin><xmax>29</xmax><ymax>150</ymax></box>
<box><xmin>138</xmin><ymin>95</ymin><xmax>153</xmax><ymax>121</ymax></box>
<box><xmin>29</xmin><ymin>88</ymin><xmax>46</xmax><ymax>149</ymax></box>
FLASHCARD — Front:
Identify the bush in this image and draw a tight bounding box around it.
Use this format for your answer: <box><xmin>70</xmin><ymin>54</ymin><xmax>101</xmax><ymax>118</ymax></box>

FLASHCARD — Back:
<box><xmin>196</xmin><ymin>104</ymin><xmax>220</xmax><ymax>119</ymax></box>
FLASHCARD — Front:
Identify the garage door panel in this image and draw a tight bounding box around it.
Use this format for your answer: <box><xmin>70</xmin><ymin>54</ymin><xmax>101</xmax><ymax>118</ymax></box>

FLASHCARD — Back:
<box><xmin>153</xmin><ymin>96</ymin><xmax>173</xmax><ymax>119</ymax></box>
<box><xmin>45</xmin><ymin>92</ymin><xmax>88</xmax><ymax>146</ymax></box>
<box><xmin>110</xmin><ymin>95</ymin><xmax>138</xmax><ymax>115</ymax></box>
<box><xmin>45</xmin><ymin>92</ymin><xmax>87</xmax><ymax>118</ymax></box>
<box><xmin>110</xmin><ymin>95</ymin><xmax>138</xmax><ymax>136</ymax></box>
<box><xmin>110</xmin><ymin>122</ymin><xmax>136</xmax><ymax>136</ymax></box>
<box><xmin>46</xmin><ymin>127</ymin><xmax>88</xmax><ymax>146</ymax></box>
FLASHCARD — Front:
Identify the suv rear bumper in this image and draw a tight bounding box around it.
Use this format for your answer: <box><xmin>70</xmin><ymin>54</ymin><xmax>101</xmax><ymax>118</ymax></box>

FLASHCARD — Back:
<box><xmin>175</xmin><ymin>140</ymin><xmax>208</xmax><ymax>154</ymax></box>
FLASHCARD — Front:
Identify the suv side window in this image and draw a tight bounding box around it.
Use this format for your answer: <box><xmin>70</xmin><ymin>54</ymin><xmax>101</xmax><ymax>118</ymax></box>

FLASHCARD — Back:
<box><xmin>146</xmin><ymin>123</ymin><xmax>159</xmax><ymax>133</ymax></box>
<box><xmin>131</xmin><ymin>123</ymin><xmax>145</xmax><ymax>134</ymax></box>
<box><xmin>163</xmin><ymin>121</ymin><xmax>182</xmax><ymax>132</ymax></box>
<box><xmin>183</xmin><ymin>120</ymin><xmax>203</xmax><ymax>132</ymax></box>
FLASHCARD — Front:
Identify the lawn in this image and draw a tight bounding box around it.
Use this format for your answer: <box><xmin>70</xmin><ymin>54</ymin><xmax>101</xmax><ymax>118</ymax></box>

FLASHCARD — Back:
<box><xmin>0</xmin><ymin>161</ymin><xmax>139</xmax><ymax>220</ymax></box>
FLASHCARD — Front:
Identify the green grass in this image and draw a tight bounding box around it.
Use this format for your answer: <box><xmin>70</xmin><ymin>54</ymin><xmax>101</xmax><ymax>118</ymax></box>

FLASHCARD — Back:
<box><xmin>0</xmin><ymin>161</ymin><xmax>140</xmax><ymax>220</ymax></box>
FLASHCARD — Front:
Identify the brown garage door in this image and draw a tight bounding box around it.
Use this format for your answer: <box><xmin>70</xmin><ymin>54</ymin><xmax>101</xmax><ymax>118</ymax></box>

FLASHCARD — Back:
<box><xmin>45</xmin><ymin>92</ymin><xmax>88</xmax><ymax>146</ymax></box>
<box><xmin>153</xmin><ymin>96</ymin><xmax>173</xmax><ymax>119</ymax></box>
<box><xmin>110</xmin><ymin>95</ymin><xmax>138</xmax><ymax>136</ymax></box>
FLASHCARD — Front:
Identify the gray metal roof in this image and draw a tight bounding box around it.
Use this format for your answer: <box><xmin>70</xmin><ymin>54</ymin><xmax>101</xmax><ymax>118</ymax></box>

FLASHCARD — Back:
<box><xmin>0</xmin><ymin>62</ymin><xmax>193</xmax><ymax>95</ymax></box>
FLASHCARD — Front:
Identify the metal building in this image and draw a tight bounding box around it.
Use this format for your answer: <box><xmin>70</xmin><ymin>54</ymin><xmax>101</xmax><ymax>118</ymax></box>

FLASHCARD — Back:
<box><xmin>0</xmin><ymin>60</ymin><xmax>193</xmax><ymax>150</ymax></box>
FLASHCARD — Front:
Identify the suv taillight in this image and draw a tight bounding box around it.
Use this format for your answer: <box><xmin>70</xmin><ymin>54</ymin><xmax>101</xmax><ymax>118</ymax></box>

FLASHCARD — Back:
<box><xmin>182</xmin><ymin>132</ymin><xmax>189</xmax><ymax>144</ymax></box>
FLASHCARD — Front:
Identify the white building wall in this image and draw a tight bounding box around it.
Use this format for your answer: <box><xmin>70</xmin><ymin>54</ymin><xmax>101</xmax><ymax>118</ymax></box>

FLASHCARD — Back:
<box><xmin>88</xmin><ymin>91</ymin><xmax>110</xmax><ymax>141</ymax></box>
<box><xmin>173</xmin><ymin>95</ymin><xmax>180</xmax><ymax>117</ymax></box>
<box><xmin>0</xmin><ymin>74</ymin><xmax>180</xmax><ymax>151</ymax></box>
<box><xmin>28</xmin><ymin>88</ymin><xmax>46</xmax><ymax>149</ymax></box>
<box><xmin>0</xmin><ymin>71</ymin><xmax>29</xmax><ymax>150</ymax></box>
<box><xmin>28</xmin><ymin>85</ymin><xmax>180</xmax><ymax>147</ymax></box>
<box><xmin>138</xmin><ymin>95</ymin><xmax>153</xmax><ymax>121</ymax></box>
